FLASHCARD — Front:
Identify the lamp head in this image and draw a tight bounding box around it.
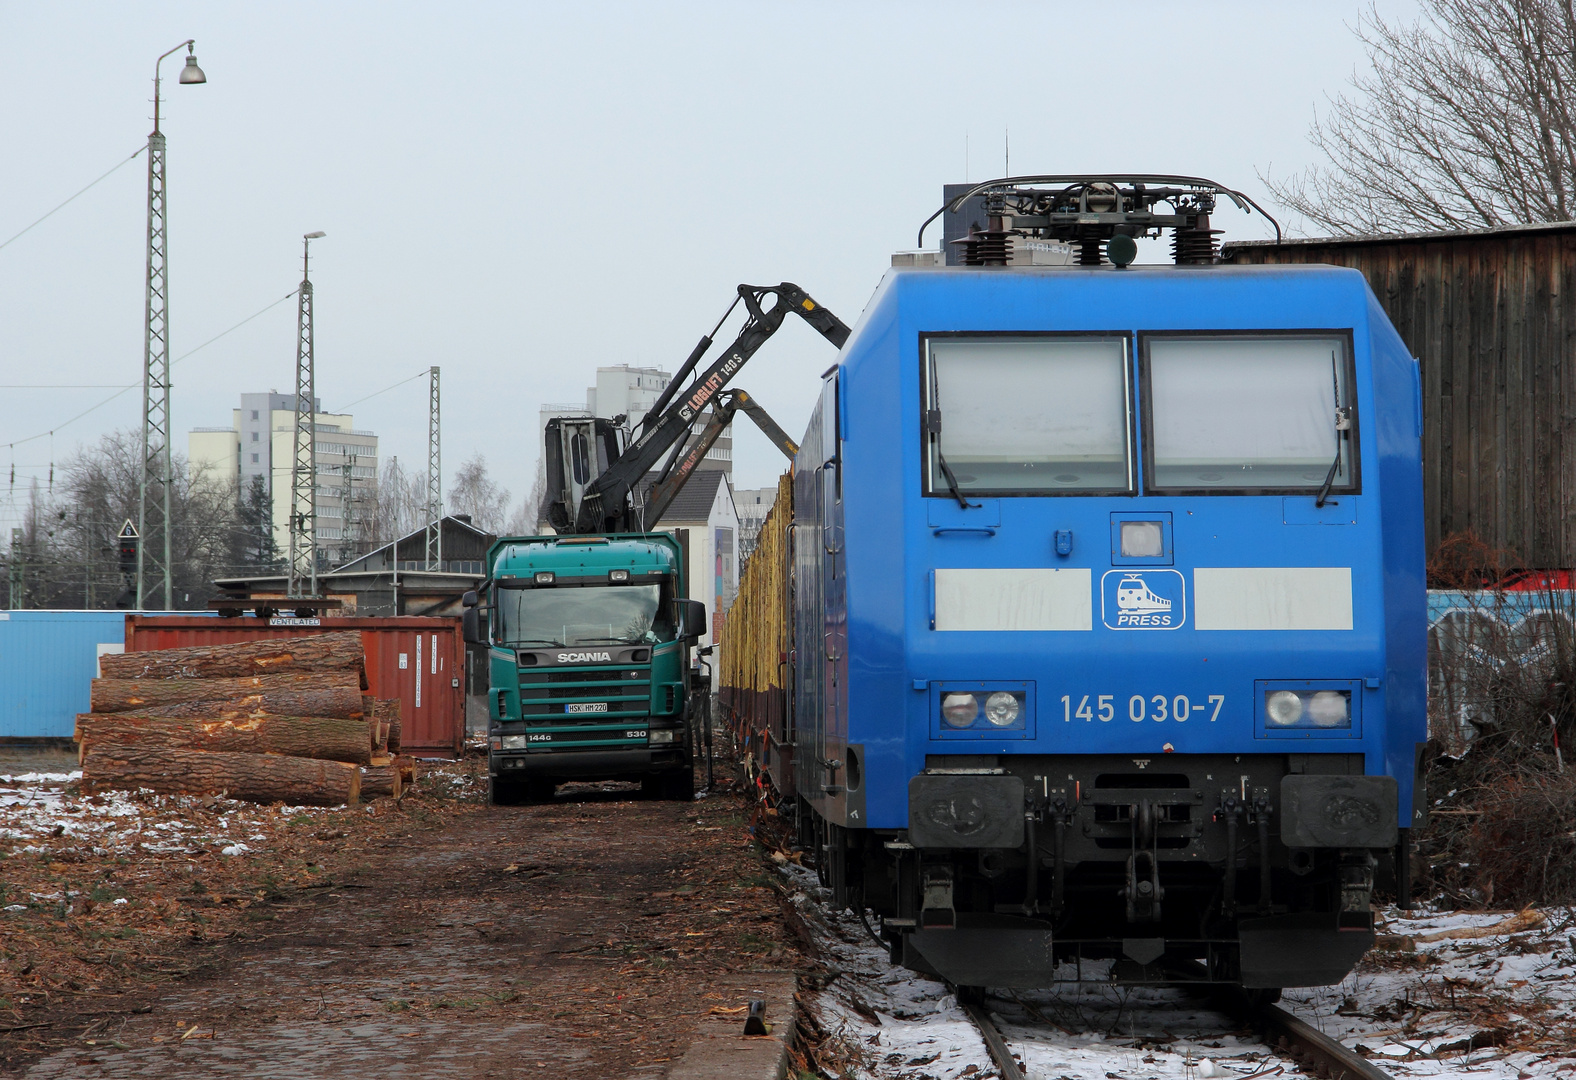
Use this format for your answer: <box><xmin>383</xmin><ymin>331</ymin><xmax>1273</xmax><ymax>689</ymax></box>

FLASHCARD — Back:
<box><xmin>178</xmin><ymin>46</ymin><xmax>206</xmax><ymax>84</ymax></box>
<box><xmin>304</xmin><ymin>231</ymin><xmax>326</xmax><ymax>240</ymax></box>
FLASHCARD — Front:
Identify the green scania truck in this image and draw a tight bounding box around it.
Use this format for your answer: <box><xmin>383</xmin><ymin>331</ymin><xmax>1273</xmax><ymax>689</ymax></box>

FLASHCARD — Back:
<box><xmin>465</xmin><ymin>284</ymin><xmax>849</xmax><ymax>805</ymax></box>
<box><xmin>464</xmin><ymin>533</ymin><xmax>708</xmax><ymax>804</ymax></box>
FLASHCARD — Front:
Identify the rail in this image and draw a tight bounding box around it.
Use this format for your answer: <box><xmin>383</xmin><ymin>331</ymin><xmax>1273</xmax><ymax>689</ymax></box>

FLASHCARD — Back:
<box><xmin>960</xmin><ymin>1001</ymin><xmax>1025</xmax><ymax>1080</ymax></box>
<box><xmin>1255</xmin><ymin>1000</ymin><xmax>1397</xmax><ymax>1080</ymax></box>
<box><xmin>960</xmin><ymin>987</ymin><xmax>1398</xmax><ymax>1080</ymax></box>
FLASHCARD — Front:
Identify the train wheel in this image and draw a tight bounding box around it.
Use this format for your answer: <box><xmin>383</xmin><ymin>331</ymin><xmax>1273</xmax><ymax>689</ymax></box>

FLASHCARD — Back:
<box><xmin>954</xmin><ymin>984</ymin><xmax>985</xmax><ymax>1006</ymax></box>
<box><xmin>1245</xmin><ymin>987</ymin><xmax>1282</xmax><ymax>1007</ymax></box>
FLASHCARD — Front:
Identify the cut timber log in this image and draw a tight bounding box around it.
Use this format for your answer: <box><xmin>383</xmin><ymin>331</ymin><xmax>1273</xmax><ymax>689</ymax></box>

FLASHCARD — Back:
<box><xmin>115</xmin><ymin>689</ymin><xmax>366</xmax><ymax>722</ymax></box>
<box><xmin>392</xmin><ymin>754</ymin><xmax>419</xmax><ymax>789</ymax></box>
<box><xmin>360</xmin><ymin>764</ymin><xmax>403</xmax><ymax>800</ymax></box>
<box><xmin>82</xmin><ymin>745</ymin><xmax>360</xmax><ymax>807</ymax></box>
<box><xmin>76</xmin><ymin>713</ymin><xmax>373</xmax><ymax>764</ymax></box>
<box><xmin>374</xmin><ymin>700</ymin><xmax>403</xmax><ymax>753</ymax></box>
<box><xmin>90</xmin><ymin>672</ymin><xmax>363</xmax><ymax>714</ymax></box>
<box><xmin>101</xmin><ymin>631</ymin><xmax>368</xmax><ymax>688</ymax></box>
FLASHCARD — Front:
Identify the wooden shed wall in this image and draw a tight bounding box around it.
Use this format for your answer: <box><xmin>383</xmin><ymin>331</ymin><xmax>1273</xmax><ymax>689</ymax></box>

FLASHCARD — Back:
<box><xmin>1224</xmin><ymin>231</ymin><xmax>1576</xmax><ymax>569</ymax></box>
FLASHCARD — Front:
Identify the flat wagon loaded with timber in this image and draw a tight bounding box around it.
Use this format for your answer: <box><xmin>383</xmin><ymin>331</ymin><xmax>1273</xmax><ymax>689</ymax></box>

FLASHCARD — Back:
<box><xmin>77</xmin><ymin>632</ymin><xmax>417</xmax><ymax>806</ymax></box>
<box><xmin>719</xmin><ymin>473</ymin><xmax>794</xmax><ymax>797</ymax></box>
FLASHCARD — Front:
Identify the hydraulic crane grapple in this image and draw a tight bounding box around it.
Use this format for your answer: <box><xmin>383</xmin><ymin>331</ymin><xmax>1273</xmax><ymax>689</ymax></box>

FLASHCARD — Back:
<box><xmin>544</xmin><ymin>282</ymin><xmax>849</xmax><ymax>535</ymax></box>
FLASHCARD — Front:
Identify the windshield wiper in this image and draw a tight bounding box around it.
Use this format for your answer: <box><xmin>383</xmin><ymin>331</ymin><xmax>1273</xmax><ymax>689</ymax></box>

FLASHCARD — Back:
<box><xmin>507</xmin><ymin>638</ymin><xmax>564</xmax><ymax>647</ymax></box>
<box><xmin>925</xmin><ymin>408</ymin><xmax>978</xmax><ymax>510</ymax></box>
<box><xmin>1314</xmin><ymin>406</ymin><xmax>1353</xmax><ymax>508</ymax></box>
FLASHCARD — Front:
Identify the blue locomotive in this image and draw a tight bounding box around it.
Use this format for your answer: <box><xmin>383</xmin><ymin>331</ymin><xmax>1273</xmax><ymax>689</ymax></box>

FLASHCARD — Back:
<box><xmin>783</xmin><ymin>176</ymin><xmax>1426</xmax><ymax>992</ymax></box>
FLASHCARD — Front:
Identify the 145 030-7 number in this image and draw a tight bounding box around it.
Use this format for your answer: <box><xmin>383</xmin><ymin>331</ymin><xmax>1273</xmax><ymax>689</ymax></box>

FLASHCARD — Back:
<box><xmin>1061</xmin><ymin>694</ymin><xmax>1225</xmax><ymax>722</ymax></box>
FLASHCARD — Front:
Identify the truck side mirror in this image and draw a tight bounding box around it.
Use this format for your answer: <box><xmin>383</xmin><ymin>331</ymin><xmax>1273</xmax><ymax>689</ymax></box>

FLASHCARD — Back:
<box><xmin>462</xmin><ymin>606</ymin><xmax>483</xmax><ymax>646</ymax></box>
<box><xmin>461</xmin><ymin>590</ymin><xmax>479</xmax><ymax>608</ymax></box>
<box><xmin>675</xmin><ymin>598</ymin><xmax>707</xmax><ymax>640</ymax></box>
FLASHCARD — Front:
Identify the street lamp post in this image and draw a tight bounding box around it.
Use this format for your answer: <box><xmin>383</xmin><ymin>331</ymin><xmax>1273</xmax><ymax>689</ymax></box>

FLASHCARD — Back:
<box><xmin>136</xmin><ymin>40</ymin><xmax>205</xmax><ymax>611</ymax></box>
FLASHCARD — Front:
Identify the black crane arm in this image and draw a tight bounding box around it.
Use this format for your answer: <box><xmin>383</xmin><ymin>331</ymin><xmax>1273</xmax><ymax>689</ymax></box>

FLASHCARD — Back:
<box><xmin>641</xmin><ymin>389</ymin><xmax>799</xmax><ymax>525</ymax></box>
<box><xmin>729</xmin><ymin>389</ymin><xmax>800</xmax><ymax>460</ymax></box>
<box><xmin>572</xmin><ymin>283</ymin><xmax>848</xmax><ymax>533</ymax></box>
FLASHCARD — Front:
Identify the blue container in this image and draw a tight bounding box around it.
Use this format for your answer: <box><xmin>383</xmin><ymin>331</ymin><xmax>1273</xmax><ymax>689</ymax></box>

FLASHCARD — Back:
<box><xmin>0</xmin><ymin>611</ymin><xmax>195</xmax><ymax>740</ymax></box>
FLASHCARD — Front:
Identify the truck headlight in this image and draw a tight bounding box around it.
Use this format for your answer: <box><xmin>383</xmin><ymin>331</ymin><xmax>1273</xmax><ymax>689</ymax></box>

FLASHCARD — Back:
<box><xmin>941</xmin><ymin>693</ymin><xmax>979</xmax><ymax>728</ymax></box>
<box><xmin>984</xmin><ymin>692</ymin><xmax>1021</xmax><ymax>727</ymax></box>
<box><xmin>500</xmin><ymin>734</ymin><xmax>528</xmax><ymax>750</ymax></box>
<box><xmin>648</xmin><ymin>728</ymin><xmax>676</xmax><ymax>745</ymax></box>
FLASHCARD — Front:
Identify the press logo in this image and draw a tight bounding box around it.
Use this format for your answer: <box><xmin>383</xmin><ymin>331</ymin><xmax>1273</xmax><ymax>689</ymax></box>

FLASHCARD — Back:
<box><xmin>1101</xmin><ymin>569</ymin><xmax>1186</xmax><ymax>630</ymax></box>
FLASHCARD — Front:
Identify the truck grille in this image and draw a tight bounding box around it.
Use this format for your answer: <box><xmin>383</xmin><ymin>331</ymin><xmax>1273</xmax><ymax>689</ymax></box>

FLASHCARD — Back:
<box><xmin>529</xmin><ymin>668</ymin><xmax>645</xmax><ymax>684</ymax></box>
<box><xmin>519</xmin><ymin>666</ymin><xmax>650</xmax><ymax>721</ymax></box>
<box><xmin>534</xmin><ymin>684</ymin><xmax>647</xmax><ymax>700</ymax></box>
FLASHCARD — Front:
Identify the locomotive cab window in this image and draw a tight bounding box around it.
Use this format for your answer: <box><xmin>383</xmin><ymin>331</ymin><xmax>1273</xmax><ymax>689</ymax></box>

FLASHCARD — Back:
<box><xmin>923</xmin><ymin>335</ymin><xmax>1132</xmax><ymax>496</ymax></box>
<box><xmin>1142</xmin><ymin>333</ymin><xmax>1358</xmax><ymax>496</ymax></box>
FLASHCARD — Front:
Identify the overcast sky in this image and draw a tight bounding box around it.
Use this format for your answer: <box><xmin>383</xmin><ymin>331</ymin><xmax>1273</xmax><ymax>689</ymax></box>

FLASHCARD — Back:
<box><xmin>0</xmin><ymin>1</ymin><xmax>1419</xmax><ymax>535</ymax></box>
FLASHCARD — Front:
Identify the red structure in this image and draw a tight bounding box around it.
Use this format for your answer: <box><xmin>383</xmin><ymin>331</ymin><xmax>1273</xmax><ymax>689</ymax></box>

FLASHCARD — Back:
<box><xmin>121</xmin><ymin>616</ymin><xmax>465</xmax><ymax>757</ymax></box>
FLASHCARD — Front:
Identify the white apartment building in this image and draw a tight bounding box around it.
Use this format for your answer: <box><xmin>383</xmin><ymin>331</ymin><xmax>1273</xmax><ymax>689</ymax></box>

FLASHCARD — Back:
<box><xmin>733</xmin><ymin>484</ymin><xmax>779</xmax><ymax>559</ymax></box>
<box><xmin>188</xmin><ymin>392</ymin><xmax>378</xmax><ymax>567</ymax></box>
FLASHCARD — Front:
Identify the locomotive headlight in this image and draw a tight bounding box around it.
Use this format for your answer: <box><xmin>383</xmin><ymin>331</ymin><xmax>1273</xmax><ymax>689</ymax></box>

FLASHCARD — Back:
<box><xmin>984</xmin><ymin>692</ymin><xmax>1021</xmax><ymax>727</ymax></box>
<box><xmin>1306</xmin><ymin>691</ymin><xmax>1351</xmax><ymax>727</ymax></box>
<box><xmin>941</xmin><ymin>693</ymin><xmax>979</xmax><ymax>728</ymax></box>
<box><xmin>1265</xmin><ymin>690</ymin><xmax>1304</xmax><ymax>727</ymax></box>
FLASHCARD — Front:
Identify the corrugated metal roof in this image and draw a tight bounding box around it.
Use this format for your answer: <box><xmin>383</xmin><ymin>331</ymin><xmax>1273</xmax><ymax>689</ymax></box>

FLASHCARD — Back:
<box><xmin>652</xmin><ymin>468</ymin><xmax>728</xmax><ymax>525</ymax></box>
<box><xmin>334</xmin><ymin>515</ymin><xmax>494</xmax><ymax>574</ymax></box>
<box><xmin>1222</xmin><ymin>219</ymin><xmax>1576</xmax><ymax>254</ymax></box>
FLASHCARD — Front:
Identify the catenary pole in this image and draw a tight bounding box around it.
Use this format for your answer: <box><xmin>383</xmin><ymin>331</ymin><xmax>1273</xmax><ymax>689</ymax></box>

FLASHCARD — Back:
<box><xmin>136</xmin><ymin>40</ymin><xmax>205</xmax><ymax>610</ymax></box>
<box><xmin>287</xmin><ymin>232</ymin><xmax>326</xmax><ymax>598</ymax></box>
<box><xmin>425</xmin><ymin>367</ymin><xmax>441</xmax><ymax>571</ymax></box>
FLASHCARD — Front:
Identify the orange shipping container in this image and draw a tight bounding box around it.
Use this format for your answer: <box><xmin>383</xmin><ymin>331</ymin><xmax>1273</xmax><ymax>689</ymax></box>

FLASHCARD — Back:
<box><xmin>120</xmin><ymin>615</ymin><xmax>465</xmax><ymax>757</ymax></box>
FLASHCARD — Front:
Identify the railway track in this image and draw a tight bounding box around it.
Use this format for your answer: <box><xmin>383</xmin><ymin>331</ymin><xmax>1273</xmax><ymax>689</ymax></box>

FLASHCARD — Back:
<box><xmin>782</xmin><ymin>866</ymin><xmax>1433</xmax><ymax>1079</ymax></box>
<box><xmin>962</xmin><ymin>989</ymin><xmax>1398</xmax><ymax>1080</ymax></box>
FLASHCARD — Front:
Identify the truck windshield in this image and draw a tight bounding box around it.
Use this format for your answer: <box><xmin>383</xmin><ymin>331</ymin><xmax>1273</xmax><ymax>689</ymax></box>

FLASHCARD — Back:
<box><xmin>495</xmin><ymin>582</ymin><xmax>673</xmax><ymax>647</ymax></box>
<box><xmin>1143</xmin><ymin>334</ymin><xmax>1356</xmax><ymax>494</ymax></box>
<box><xmin>924</xmin><ymin>335</ymin><xmax>1132</xmax><ymax>495</ymax></box>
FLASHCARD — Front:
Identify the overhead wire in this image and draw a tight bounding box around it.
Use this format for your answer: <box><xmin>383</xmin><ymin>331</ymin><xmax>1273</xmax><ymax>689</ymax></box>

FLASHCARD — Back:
<box><xmin>332</xmin><ymin>369</ymin><xmax>428</xmax><ymax>413</ymax></box>
<box><xmin>0</xmin><ymin>146</ymin><xmax>146</xmax><ymax>254</ymax></box>
<box><xmin>2</xmin><ymin>288</ymin><xmax>300</xmax><ymax>454</ymax></box>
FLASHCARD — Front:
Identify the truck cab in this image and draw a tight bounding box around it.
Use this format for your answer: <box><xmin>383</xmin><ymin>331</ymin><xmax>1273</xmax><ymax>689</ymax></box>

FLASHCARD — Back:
<box><xmin>465</xmin><ymin>533</ymin><xmax>707</xmax><ymax>803</ymax></box>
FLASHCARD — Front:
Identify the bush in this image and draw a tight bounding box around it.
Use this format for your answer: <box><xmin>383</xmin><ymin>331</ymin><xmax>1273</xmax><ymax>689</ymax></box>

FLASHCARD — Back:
<box><xmin>1421</xmin><ymin>534</ymin><xmax>1576</xmax><ymax>906</ymax></box>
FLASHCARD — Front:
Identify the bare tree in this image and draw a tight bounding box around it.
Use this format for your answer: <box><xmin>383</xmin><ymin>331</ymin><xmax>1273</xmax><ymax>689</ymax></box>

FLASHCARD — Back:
<box><xmin>1265</xmin><ymin>0</ymin><xmax>1576</xmax><ymax>234</ymax></box>
<box><xmin>3</xmin><ymin>430</ymin><xmax>247</xmax><ymax>609</ymax></box>
<box><xmin>448</xmin><ymin>453</ymin><xmax>511</xmax><ymax>533</ymax></box>
<box><xmin>367</xmin><ymin>456</ymin><xmax>428</xmax><ymax>546</ymax></box>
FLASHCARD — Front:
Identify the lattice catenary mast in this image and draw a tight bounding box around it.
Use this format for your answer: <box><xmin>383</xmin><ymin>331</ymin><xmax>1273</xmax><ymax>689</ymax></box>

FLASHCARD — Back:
<box><xmin>425</xmin><ymin>366</ymin><xmax>441</xmax><ymax>571</ymax></box>
<box><xmin>136</xmin><ymin>40</ymin><xmax>205</xmax><ymax>609</ymax></box>
<box><xmin>287</xmin><ymin>231</ymin><xmax>326</xmax><ymax>598</ymax></box>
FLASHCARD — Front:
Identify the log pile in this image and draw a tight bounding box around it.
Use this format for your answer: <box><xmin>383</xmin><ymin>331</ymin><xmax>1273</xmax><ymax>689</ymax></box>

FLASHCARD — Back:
<box><xmin>79</xmin><ymin>632</ymin><xmax>417</xmax><ymax>806</ymax></box>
